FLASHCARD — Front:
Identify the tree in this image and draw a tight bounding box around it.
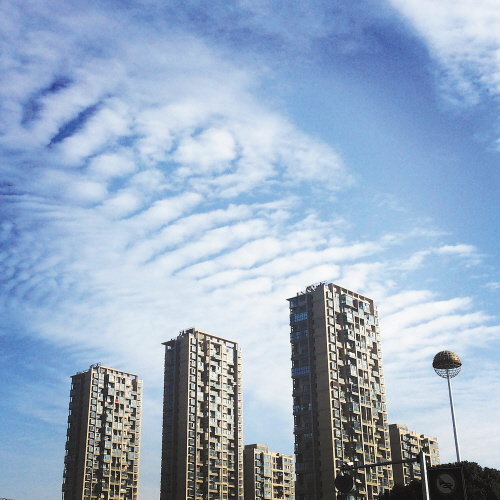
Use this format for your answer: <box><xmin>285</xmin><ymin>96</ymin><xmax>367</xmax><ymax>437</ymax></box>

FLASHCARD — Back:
<box><xmin>379</xmin><ymin>479</ymin><xmax>422</xmax><ymax>500</ymax></box>
<box><xmin>445</xmin><ymin>461</ymin><xmax>500</xmax><ymax>500</ymax></box>
<box><xmin>378</xmin><ymin>462</ymin><xmax>500</xmax><ymax>500</ymax></box>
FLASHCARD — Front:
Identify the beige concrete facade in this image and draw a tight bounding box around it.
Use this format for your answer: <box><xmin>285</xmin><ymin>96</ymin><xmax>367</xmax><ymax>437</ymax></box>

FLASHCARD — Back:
<box><xmin>160</xmin><ymin>328</ymin><xmax>243</xmax><ymax>500</ymax></box>
<box><xmin>288</xmin><ymin>282</ymin><xmax>393</xmax><ymax>500</ymax></box>
<box><xmin>389</xmin><ymin>424</ymin><xmax>440</xmax><ymax>486</ymax></box>
<box><xmin>62</xmin><ymin>364</ymin><xmax>142</xmax><ymax>500</ymax></box>
<box><xmin>243</xmin><ymin>444</ymin><xmax>294</xmax><ymax>500</ymax></box>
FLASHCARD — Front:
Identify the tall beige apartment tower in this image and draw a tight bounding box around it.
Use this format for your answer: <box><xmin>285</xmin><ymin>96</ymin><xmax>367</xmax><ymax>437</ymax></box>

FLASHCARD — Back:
<box><xmin>389</xmin><ymin>424</ymin><xmax>440</xmax><ymax>486</ymax></box>
<box><xmin>288</xmin><ymin>282</ymin><xmax>393</xmax><ymax>500</ymax></box>
<box><xmin>161</xmin><ymin>328</ymin><xmax>244</xmax><ymax>500</ymax></box>
<box><xmin>62</xmin><ymin>364</ymin><xmax>142</xmax><ymax>500</ymax></box>
<box><xmin>243</xmin><ymin>444</ymin><xmax>294</xmax><ymax>500</ymax></box>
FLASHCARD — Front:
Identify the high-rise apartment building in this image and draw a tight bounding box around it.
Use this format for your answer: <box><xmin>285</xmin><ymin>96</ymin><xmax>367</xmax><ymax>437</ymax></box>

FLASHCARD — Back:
<box><xmin>389</xmin><ymin>424</ymin><xmax>439</xmax><ymax>486</ymax></box>
<box><xmin>288</xmin><ymin>282</ymin><xmax>393</xmax><ymax>500</ymax></box>
<box><xmin>161</xmin><ymin>328</ymin><xmax>244</xmax><ymax>500</ymax></box>
<box><xmin>62</xmin><ymin>364</ymin><xmax>142</xmax><ymax>500</ymax></box>
<box><xmin>243</xmin><ymin>444</ymin><xmax>294</xmax><ymax>500</ymax></box>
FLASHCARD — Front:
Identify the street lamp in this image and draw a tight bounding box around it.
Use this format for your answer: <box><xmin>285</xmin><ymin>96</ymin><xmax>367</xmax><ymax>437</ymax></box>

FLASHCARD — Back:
<box><xmin>432</xmin><ymin>350</ymin><xmax>462</xmax><ymax>462</ymax></box>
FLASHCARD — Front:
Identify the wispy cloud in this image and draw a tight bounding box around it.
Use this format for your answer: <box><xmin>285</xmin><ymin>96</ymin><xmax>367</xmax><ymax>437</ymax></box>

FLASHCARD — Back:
<box><xmin>388</xmin><ymin>0</ymin><xmax>500</xmax><ymax>111</ymax></box>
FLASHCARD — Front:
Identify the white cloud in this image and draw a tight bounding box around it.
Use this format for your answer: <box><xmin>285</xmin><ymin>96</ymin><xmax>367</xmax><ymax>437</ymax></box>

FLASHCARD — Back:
<box><xmin>378</xmin><ymin>289</ymin><xmax>436</xmax><ymax>315</ymax></box>
<box><xmin>486</xmin><ymin>281</ymin><xmax>500</xmax><ymax>290</ymax></box>
<box><xmin>57</xmin><ymin>100</ymin><xmax>132</xmax><ymax>165</ymax></box>
<box><xmin>388</xmin><ymin>0</ymin><xmax>500</xmax><ymax>107</ymax></box>
<box><xmin>383</xmin><ymin>297</ymin><xmax>472</xmax><ymax>332</ymax></box>
<box><xmin>174</xmin><ymin>128</ymin><xmax>237</xmax><ymax>174</ymax></box>
<box><xmin>87</xmin><ymin>152</ymin><xmax>137</xmax><ymax>180</ymax></box>
<box><xmin>126</xmin><ymin>192</ymin><xmax>204</xmax><ymax>235</ymax></box>
<box><xmin>100</xmin><ymin>190</ymin><xmax>144</xmax><ymax>219</ymax></box>
<box><xmin>68</xmin><ymin>180</ymin><xmax>108</xmax><ymax>203</ymax></box>
<box><xmin>435</xmin><ymin>244</ymin><xmax>477</xmax><ymax>255</ymax></box>
<box><xmin>393</xmin><ymin>250</ymin><xmax>431</xmax><ymax>271</ymax></box>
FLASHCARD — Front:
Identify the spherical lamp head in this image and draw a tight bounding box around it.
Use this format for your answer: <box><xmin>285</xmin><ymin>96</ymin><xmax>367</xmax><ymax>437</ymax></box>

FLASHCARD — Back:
<box><xmin>433</xmin><ymin>350</ymin><xmax>462</xmax><ymax>378</ymax></box>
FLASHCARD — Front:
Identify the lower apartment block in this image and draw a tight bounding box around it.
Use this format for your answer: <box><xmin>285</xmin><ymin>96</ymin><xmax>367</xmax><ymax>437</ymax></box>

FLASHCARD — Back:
<box><xmin>389</xmin><ymin>424</ymin><xmax>440</xmax><ymax>486</ymax></box>
<box><xmin>243</xmin><ymin>444</ymin><xmax>294</xmax><ymax>500</ymax></box>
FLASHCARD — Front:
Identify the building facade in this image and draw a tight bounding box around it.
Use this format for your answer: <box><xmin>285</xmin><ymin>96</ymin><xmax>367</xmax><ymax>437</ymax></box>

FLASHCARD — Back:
<box><xmin>389</xmin><ymin>424</ymin><xmax>440</xmax><ymax>486</ymax></box>
<box><xmin>243</xmin><ymin>444</ymin><xmax>294</xmax><ymax>500</ymax></box>
<box><xmin>288</xmin><ymin>282</ymin><xmax>393</xmax><ymax>500</ymax></box>
<box><xmin>62</xmin><ymin>364</ymin><xmax>142</xmax><ymax>500</ymax></box>
<box><xmin>160</xmin><ymin>328</ymin><xmax>244</xmax><ymax>500</ymax></box>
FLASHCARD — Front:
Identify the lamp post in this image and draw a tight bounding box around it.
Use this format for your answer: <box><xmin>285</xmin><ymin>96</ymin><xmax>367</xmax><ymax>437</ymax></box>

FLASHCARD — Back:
<box><xmin>432</xmin><ymin>350</ymin><xmax>462</xmax><ymax>462</ymax></box>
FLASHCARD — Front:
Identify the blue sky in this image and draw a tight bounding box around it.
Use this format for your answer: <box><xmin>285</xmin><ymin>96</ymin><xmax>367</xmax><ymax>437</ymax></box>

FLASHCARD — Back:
<box><xmin>1</xmin><ymin>0</ymin><xmax>500</xmax><ymax>498</ymax></box>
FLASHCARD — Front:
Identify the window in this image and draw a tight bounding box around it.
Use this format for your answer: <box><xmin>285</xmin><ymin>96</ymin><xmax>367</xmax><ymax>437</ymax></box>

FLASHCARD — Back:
<box><xmin>292</xmin><ymin>366</ymin><xmax>309</xmax><ymax>376</ymax></box>
<box><xmin>291</xmin><ymin>312</ymin><xmax>307</xmax><ymax>323</ymax></box>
